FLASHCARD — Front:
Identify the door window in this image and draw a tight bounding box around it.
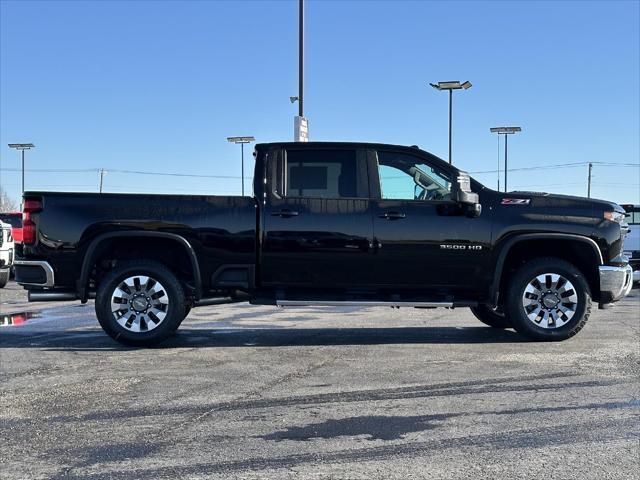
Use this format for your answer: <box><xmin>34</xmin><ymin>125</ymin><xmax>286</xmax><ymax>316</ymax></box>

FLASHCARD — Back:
<box><xmin>284</xmin><ymin>149</ymin><xmax>361</xmax><ymax>198</ymax></box>
<box><xmin>377</xmin><ymin>151</ymin><xmax>452</xmax><ymax>201</ymax></box>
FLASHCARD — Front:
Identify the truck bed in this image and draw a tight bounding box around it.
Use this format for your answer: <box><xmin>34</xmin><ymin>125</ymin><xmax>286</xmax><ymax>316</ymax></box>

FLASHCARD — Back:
<box><xmin>21</xmin><ymin>191</ymin><xmax>258</xmax><ymax>293</ymax></box>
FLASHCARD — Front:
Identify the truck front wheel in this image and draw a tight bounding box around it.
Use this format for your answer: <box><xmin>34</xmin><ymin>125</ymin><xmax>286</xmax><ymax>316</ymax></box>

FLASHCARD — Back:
<box><xmin>505</xmin><ymin>257</ymin><xmax>592</xmax><ymax>341</ymax></box>
<box><xmin>95</xmin><ymin>260</ymin><xmax>186</xmax><ymax>346</ymax></box>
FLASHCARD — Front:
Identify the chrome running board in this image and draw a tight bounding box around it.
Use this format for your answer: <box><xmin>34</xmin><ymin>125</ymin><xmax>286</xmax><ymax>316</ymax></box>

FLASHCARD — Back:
<box><xmin>276</xmin><ymin>300</ymin><xmax>453</xmax><ymax>308</ymax></box>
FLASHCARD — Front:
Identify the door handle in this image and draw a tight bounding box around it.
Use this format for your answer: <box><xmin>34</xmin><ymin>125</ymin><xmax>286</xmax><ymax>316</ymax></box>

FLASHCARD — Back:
<box><xmin>271</xmin><ymin>209</ymin><xmax>299</xmax><ymax>218</ymax></box>
<box><xmin>378</xmin><ymin>211</ymin><xmax>406</xmax><ymax>220</ymax></box>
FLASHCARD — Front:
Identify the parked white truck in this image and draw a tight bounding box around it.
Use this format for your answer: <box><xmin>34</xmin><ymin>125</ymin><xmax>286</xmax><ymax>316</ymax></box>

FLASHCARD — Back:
<box><xmin>622</xmin><ymin>204</ymin><xmax>640</xmax><ymax>283</ymax></box>
<box><xmin>0</xmin><ymin>220</ymin><xmax>15</xmax><ymax>288</ymax></box>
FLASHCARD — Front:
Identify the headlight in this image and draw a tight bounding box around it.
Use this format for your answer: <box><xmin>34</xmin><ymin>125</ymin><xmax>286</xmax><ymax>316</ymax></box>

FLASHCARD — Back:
<box><xmin>604</xmin><ymin>211</ymin><xmax>625</xmax><ymax>223</ymax></box>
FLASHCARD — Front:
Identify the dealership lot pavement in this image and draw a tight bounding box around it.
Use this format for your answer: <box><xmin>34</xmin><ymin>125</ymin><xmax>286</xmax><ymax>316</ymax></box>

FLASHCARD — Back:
<box><xmin>1</xmin><ymin>282</ymin><xmax>639</xmax><ymax>479</ymax></box>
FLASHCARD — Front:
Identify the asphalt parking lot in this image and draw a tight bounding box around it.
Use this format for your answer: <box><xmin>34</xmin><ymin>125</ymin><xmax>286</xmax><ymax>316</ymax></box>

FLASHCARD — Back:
<box><xmin>1</xmin><ymin>281</ymin><xmax>639</xmax><ymax>479</ymax></box>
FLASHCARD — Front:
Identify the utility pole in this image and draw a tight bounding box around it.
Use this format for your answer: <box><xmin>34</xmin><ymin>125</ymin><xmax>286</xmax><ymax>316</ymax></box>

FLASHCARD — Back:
<box><xmin>587</xmin><ymin>162</ymin><xmax>593</xmax><ymax>198</ymax></box>
<box><xmin>99</xmin><ymin>169</ymin><xmax>107</xmax><ymax>193</ymax></box>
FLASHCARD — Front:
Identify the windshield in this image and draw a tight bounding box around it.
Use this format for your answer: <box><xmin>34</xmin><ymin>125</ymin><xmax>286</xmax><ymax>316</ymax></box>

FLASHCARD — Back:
<box><xmin>0</xmin><ymin>214</ymin><xmax>22</xmax><ymax>228</ymax></box>
<box><xmin>622</xmin><ymin>205</ymin><xmax>640</xmax><ymax>225</ymax></box>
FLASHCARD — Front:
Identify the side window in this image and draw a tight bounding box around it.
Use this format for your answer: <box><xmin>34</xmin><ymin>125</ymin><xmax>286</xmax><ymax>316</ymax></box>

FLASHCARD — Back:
<box><xmin>377</xmin><ymin>151</ymin><xmax>453</xmax><ymax>201</ymax></box>
<box><xmin>624</xmin><ymin>208</ymin><xmax>639</xmax><ymax>224</ymax></box>
<box><xmin>284</xmin><ymin>149</ymin><xmax>360</xmax><ymax>198</ymax></box>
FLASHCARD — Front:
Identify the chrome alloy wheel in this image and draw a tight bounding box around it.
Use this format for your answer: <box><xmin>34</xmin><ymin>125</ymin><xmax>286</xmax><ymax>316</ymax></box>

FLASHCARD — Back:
<box><xmin>522</xmin><ymin>273</ymin><xmax>578</xmax><ymax>329</ymax></box>
<box><xmin>110</xmin><ymin>275</ymin><xmax>169</xmax><ymax>333</ymax></box>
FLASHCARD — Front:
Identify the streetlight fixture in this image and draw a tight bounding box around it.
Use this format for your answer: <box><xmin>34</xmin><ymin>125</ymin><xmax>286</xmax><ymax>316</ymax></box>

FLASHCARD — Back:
<box><xmin>490</xmin><ymin>127</ymin><xmax>521</xmax><ymax>192</ymax></box>
<box><xmin>8</xmin><ymin>143</ymin><xmax>35</xmax><ymax>197</ymax></box>
<box><xmin>227</xmin><ymin>136</ymin><xmax>255</xmax><ymax>196</ymax></box>
<box><xmin>429</xmin><ymin>81</ymin><xmax>472</xmax><ymax>164</ymax></box>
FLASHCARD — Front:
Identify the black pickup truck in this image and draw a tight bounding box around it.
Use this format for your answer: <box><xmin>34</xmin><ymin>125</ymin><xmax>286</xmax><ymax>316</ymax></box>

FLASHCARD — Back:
<box><xmin>15</xmin><ymin>142</ymin><xmax>633</xmax><ymax>346</ymax></box>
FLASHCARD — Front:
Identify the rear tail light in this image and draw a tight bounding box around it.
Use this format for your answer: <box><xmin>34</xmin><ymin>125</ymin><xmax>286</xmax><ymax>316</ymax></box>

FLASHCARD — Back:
<box><xmin>22</xmin><ymin>198</ymin><xmax>42</xmax><ymax>245</ymax></box>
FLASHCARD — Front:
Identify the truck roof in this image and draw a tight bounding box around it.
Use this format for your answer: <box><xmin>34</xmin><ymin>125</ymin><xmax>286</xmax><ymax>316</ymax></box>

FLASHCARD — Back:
<box><xmin>255</xmin><ymin>141</ymin><xmax>449</xmax><ymax>168</ymax></box>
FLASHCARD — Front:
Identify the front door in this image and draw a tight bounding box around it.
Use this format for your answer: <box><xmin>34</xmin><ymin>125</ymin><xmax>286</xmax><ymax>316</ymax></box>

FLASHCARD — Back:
<box><xmin>261</xmin><ymin>147</ymin><xmax>374</xmax><ymax>289</ymax></box>
<box><xmin>369</xmin><ymin>149</ymin><xmax>492</xmax><ymax>295</ymax></box>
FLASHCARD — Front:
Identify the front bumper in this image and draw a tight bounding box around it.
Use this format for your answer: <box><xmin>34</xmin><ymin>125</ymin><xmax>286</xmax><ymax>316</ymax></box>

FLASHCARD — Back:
<box><xmin>0</xmin><ymin>247</ymin><xmax>14</xmax><ymax>269</ymax></box>
<box><xmin>599</xmin><ymin>264</ymin><xmax>633</xmax><ymax>304</ymax></box>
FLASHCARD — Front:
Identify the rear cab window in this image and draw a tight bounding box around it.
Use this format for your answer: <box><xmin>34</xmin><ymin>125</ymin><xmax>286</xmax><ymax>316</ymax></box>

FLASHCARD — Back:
<box><xmin>281</xmin><ymin>149</ymin><xmax>368</xmax><ymax>199</ymax></box>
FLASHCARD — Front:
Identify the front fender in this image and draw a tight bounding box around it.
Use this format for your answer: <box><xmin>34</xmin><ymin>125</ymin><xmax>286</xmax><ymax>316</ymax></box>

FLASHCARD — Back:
<box><xmin>489</xmin><ymin>233</ymin><xmax>603</xmax><ymax>305</ymax></box>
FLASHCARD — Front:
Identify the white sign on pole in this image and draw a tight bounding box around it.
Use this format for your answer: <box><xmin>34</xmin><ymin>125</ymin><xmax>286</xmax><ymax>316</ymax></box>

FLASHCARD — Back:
<box><xmin>294</xmin><ymin>116</ymin><xmax>309</xmax><ymax>142</ymax></box>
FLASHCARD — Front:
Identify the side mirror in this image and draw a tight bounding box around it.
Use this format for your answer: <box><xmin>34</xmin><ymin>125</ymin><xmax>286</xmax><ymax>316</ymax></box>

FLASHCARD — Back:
<box><xmin>454</xmin><ymin>171</ymin><xmax>482</xmax><ymax>217</ymax></box>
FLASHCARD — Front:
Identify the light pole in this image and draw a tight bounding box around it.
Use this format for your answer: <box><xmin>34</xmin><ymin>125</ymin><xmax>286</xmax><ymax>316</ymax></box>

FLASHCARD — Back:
<box><xmin>8</xmin><ymin>143</ymin><xmax>35</xmax><ymax>198</ymax></box>
<box><xmin>429</xmin><ymin>81</ymin><xmax>472</xmax><ymax>164</ymax></box>
<box><xmin>298</xmin><ymin>0</ymin><xmax>304</xmax><ymax>119</ymax></box>
<box><xmin>227</xmin><ymin>136</ymin><xmax>255</xmax><ymax>196</ymax></box>
<box><xmin>490</xmin><ymin>127</ymin><xmax>521</xmax><ymax>192</ymax></box>
<box><xmin>292</xmin><ymin>0</ymin><xmax>309</xmax><ymax>142</ymax></box>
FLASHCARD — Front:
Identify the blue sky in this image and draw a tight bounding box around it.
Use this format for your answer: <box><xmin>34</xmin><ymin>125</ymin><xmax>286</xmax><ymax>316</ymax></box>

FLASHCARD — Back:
<box><xmin>1</xmin><ymin>0</ymin><xmax>639</xmax><ymax>205</ymax></box>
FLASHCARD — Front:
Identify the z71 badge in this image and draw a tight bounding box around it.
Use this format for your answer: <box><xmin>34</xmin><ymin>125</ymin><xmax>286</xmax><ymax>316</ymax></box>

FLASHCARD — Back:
<box><xmin>501</xmin><ymin>198</ymin><xmax>531</xmax><ymax>205</ymax></box>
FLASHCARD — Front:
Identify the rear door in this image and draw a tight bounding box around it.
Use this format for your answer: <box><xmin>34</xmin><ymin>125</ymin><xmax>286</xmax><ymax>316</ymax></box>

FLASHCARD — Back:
<box><xmin>368</xmin><ymin>148</ymin><xmax>492</xmax><ymax>294</ymax></box>
<box><xmin>261</xmin><ymin>147</ymin><xmax>374</xmax><ymax>288</ymax></box>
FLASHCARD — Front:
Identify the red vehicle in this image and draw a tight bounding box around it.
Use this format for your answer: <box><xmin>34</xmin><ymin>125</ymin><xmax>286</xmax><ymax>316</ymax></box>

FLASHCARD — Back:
<box><xmin>0</xmin><ymin>212</ymin><xmax>23</xmax><ymax>243</ymax></box>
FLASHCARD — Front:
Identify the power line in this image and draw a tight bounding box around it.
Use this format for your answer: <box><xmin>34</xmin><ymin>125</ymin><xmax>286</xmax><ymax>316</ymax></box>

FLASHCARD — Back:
<box><xmin>1</xmin><ymin>161</ymin><xmax>638</xmax><ymax>178</ymax></box>
<box><xmin>471</xmin><ymin>161</ymin><xmax>639</xmax><ymax>174</ymax></box>
<box><xmin>107</xmin><ymin>169</ymin><xmax>242</xmax><ymax>179</ymax></box>
<box><xmin>0</xmin><ymin>168</ymin><xmax>98</xmax><ymax>173</ymax></box>
<box><xmin>0</xmin><ymin>167</ymin><xmax>242</xmax><ymax>178</ymax></box>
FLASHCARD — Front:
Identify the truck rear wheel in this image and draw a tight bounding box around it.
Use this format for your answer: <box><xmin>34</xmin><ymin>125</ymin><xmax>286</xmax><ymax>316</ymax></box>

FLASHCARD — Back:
<box><xmin>95</xmin><ymin>260</ymin><xmax>186</xmax><ymax>346</ymax></box>
<box><xmin>469</xmin><ymin>305</ymin><xmax>511</xmax><ymax>329</ymax></box>
<box><xmin>505</xmin><ymin>257</ymin><xmax>591</xmax><ymax>341</ymax></box>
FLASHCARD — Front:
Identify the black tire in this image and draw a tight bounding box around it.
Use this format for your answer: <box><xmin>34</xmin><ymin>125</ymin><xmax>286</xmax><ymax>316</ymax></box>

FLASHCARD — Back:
<box><xmin>95</xmin><ymin>260</ymin><xmax>186</xmax><ymax>346</ymax></box>
<box><xmin>0</xmin><ymin>269</ymin><xmax>9</xmax><ymax>288</ymax></box>
<box><xmin>505</xmin><ymin>257</ymin><xmax>591</xmax><ymax>341</ymax></box>
<box><xmin>470</xmin><ymin>304</ymin><xmax>511</xmax><ymax>329</ymax></box>
<box><xmin>172</xmin><ymin>306</ymin><xmax>192</xmax><ymax>333</ymax></box>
